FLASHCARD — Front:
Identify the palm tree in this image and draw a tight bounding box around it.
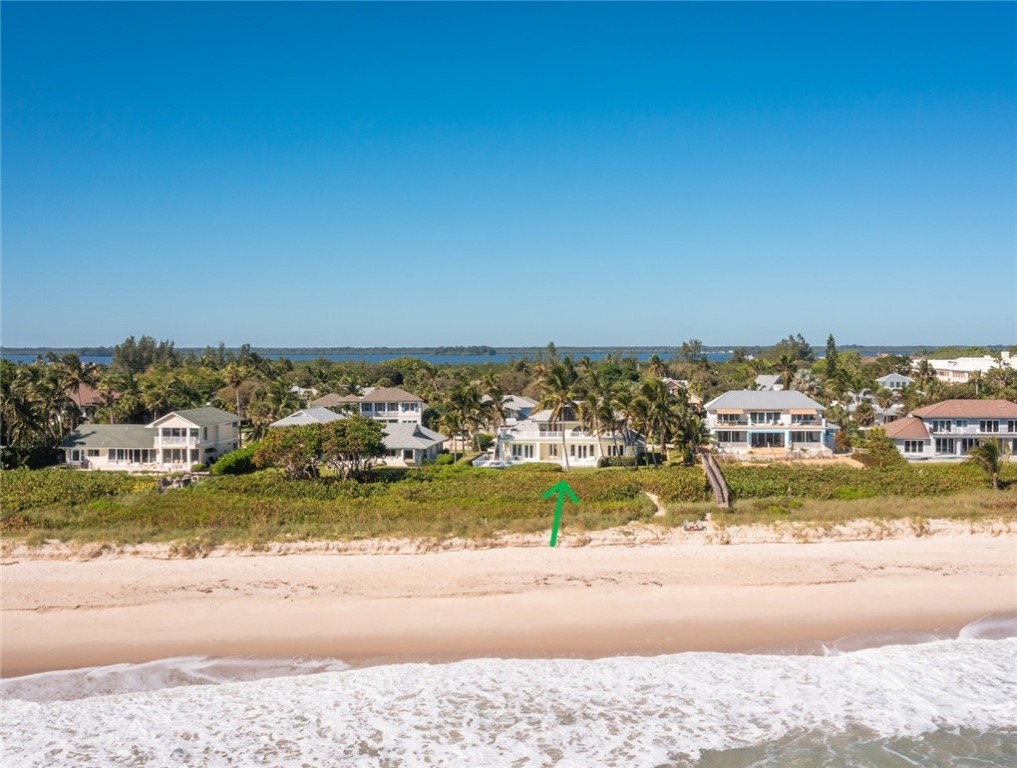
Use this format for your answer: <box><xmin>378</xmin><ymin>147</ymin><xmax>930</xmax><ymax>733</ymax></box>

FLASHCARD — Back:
<box><xmin>536</xmin><ymin>360</ymin><xmax>579</xmax><ymax>471</ymax></box>
<box><xmin>968</xmin><ymin>439</ymin><xmax>1002</xmax><ymax>490</ymax></box>
<box><xmin>633</xmin><ymin>377</ymin><xmax>679</xmax><ymax>466</ymax></box>
<box><xmin>790</xmin><ymin>368</ymin><xmax>820</xmax><ymax>398</ymax></box>
<box><xmin>777</xmin><ymin>353</ymin><xmax>798</xmax><ymax>390</ymax></box>
<box><xmin>674</xmin><ymin>410</ymin><xmax>710</xmax><ymax>466</ymax></box>
<box><xmin>854</xmin><ymin>401</ymin><xmax>875</xmax><ymax>428</ymax></box>
<box><xmin>647</xmin><ymin>354</ymin><xmax>668</xmax><ymax>380</ymax></box>
<box><xmin>223</xmin><ymin>362</ymin><xmax>252</xmax><ymax>445</ymax></box>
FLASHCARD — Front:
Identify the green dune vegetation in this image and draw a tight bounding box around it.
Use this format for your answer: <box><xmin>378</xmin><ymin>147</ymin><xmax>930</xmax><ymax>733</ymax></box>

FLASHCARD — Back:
<box><xmin>2</xmin><ymin>459</ymin><xmax>1014</xmax><ymax>552</ymax></box>
<box><xmin>2</xmin><ymin>334</ymin><xmax>1015</xmax><ymax>552</ymax></box>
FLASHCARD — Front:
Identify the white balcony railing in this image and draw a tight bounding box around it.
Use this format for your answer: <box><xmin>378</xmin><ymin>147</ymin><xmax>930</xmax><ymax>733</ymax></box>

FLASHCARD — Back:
<box><xmin>158</xmin><ymin>436</ymin><xmax>197</xmax><ymax>447</ymax></box>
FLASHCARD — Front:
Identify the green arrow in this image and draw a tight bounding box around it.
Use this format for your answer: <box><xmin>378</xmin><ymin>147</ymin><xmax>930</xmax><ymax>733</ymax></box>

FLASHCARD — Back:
<box><xmin>543</xmin><ymin>479</ymin><xmax>579</xmax><ymax>547</ymax></box>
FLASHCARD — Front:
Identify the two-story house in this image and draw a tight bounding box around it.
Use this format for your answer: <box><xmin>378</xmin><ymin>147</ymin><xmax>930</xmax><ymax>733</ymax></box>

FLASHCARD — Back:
<box><xmin>882</xmin><ymin>399</ymin><xmax>1017</xmax><ymax>460</ymax></box>
<box><xmin>703</xmin><ymin>390</ymin><xmax>837</xmax><ymax>456</ymax></box>
<box><xmin>476</xmin><ymin>405</ymin><xmax>643</xmax><ymax>468</ymax></box>
<box><xmin>62</xmin><ymin>407</ymin><xmax>240</xmax><ymax>471</ymax></box>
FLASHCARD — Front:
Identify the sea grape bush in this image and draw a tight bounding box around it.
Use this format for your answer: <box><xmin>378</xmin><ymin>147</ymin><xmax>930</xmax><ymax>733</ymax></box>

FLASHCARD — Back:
<box><xmin>0</xmin><ymin>468</ymin><xmax>155</xmax><ymax>513</ymax></box>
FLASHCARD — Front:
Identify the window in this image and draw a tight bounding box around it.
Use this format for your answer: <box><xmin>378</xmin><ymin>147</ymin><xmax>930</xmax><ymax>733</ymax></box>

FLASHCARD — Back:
<box><xmin>548</xmin><ymin>444</ymin><xmax>558</xmax><ymax>457</ymax></box>
<box><xmin>190</xmin><ymin>428</ymin><xmax>198</xmax><ymax>438</ymax></box>
<box><xmin>511</xmin><ymin>444</ymin><xmax>534</xmax><ymax>459</ymax></box>
<box><xmin>935</xmin><ymin>438</ymin><xmax>955</xmax><ymax>454</ymax></box>
<box><xmin>791</xmin><ymin>414</ymin><xmax>816</xmax><ymax>425</ymax></box>
<box><xmin>202</xmin><ymin>428</ymin><xmax>208</xmax><ymax>440</ymax></box>
<box><xmin>1008</xmin><ymin>421</ymin><xmax>1017</xmax><ymax>434</ymax></box>
<box><xmin>790</xmin><ymin>431</ymin><xmax>820</xmax><ymax>443</ymax></box>
<box><xmin>750</xmin><ymin>411</ymin><xmax>780</xmax><ymax>424</ymax></box>
<box><xmin>717</xmin><ymin>431</ymin><xmax>746</xmax><ymax>443</ymax></box>
<box><xmin>87</xmin><ymin>449</ymin><xmax>99</xmax><ymax>457</ymax></box>
<box><xmin>717</xmin><ymin>413</ymin><xmax>741</xmax><ymax>425</ymax></box>
<box><xmin>903</xmin><ymin>440</ymin><xmax>924</xmax><ymax>454</ymax></box>
<box><xmin>980</xmin><ymin>420</ymin><xmax>999</xmax><ymax>433</ymax></box>
<box><xmin>388</xmin><ymin>403</ymin><xmax>398</xmax><ymax>411</ymax></box>
<box><xmin>932</xmin><ymin>420</ymin><xmax>951</xmax><ymax>432</ymax></box>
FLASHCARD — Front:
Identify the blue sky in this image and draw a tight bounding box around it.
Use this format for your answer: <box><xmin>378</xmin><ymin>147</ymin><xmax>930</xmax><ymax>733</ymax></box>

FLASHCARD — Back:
<box><xmin>2</xmin><ymin>2</ymin><xmax>1014</xmax><ymax>349</ymax></box>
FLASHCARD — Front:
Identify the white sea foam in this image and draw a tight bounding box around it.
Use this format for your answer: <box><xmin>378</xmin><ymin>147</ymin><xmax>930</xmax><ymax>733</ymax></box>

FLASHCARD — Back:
<box><xmin>3</xmin><ymin>638</ymin><xmax>1016</xmax><ymax>767</ymax></box>
<box><xmin>0</xmin><ymin>655</ymin><xmax>350</xmax><ymax>704</ymax></box>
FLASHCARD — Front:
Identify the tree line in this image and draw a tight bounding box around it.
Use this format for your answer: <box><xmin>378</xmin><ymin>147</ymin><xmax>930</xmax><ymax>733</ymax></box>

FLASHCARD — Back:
<box><xmin>3</xmin><ymin>333</ymin><xmax>1015</xmax><ymax>470</ymax></box>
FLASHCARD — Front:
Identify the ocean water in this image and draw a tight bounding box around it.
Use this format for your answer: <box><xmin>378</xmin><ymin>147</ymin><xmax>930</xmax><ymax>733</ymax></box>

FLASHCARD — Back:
<box><xmin>2</xmin><ymin>618</ymin><xmax>1015</xmax><ymax>767</ymax></box>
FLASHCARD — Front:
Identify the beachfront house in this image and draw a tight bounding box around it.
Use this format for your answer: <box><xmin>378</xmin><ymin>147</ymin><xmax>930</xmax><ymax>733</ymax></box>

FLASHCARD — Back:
<box><xmin>703</xmin><ymin>390</ymin><xmax>837</xmax><ymax>457</ymax></box>
<box><xmin>62</xmin><ymin>407</ymin><xmax>240</xmax><ymax>471</ymax></box>
<box><xmin>476</xmin><ymin>405</ymin><xmax>643</xmax><ymax>468</ymax></box>
<box><xmin>882</xmin><ymin>399</ymin><xmax>1017</xmax><ymax>460</ymax></box>
<box><xmin>380</xmin><ymin>423</ymin><xmax>447</xmax><ymax>466</ymax></box>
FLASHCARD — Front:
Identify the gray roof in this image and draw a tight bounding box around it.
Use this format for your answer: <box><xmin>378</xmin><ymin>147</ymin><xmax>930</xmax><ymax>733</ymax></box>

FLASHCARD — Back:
<box><xmin>360</xmin><ymin>387</ymin><xmax>424</xmax><ymax>403</ymax></box>
<box><xmin>754</xmin><ymin>375</ymin><xmax>783</xmax><ymax>390</ymax></box>
<box><xmin>382</xmin><ymin>423</ymin><xmax>446</xmax><ymax>450</ymax></box>
<box><xmin>875</xmin><ymin>373</ymin><xmax>913</xmax><ymax>384</ymax></box>
<box><xmin>149</xmin><ymin>407</ymin><xmax>239</xmax><ymax>428</ymax></box>
<box><xmin>269</xmin><ymin>407</ymin><xmax>346</xmax><ymax>428</ymax></box>
<box><xmin>61</xmin><ymin>424</ymin><xmax>155</xmax><ymax>450</ymax></box>
<box><xmin>704</xmin><ymin>390</ymin><xmax>825</xmax><ymax>412</ymax></box>
<box><xmin>310</xmin><ymin>392</ymin><xmax>361</xmax><ymax>408</ymax></box>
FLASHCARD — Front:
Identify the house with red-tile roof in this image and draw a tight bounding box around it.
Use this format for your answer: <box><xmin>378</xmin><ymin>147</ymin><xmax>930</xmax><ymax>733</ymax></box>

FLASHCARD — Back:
<box><xmin>883</xmin><ymin>399</ymin><xmax>1017</xmax><ymax>460</ymax></box>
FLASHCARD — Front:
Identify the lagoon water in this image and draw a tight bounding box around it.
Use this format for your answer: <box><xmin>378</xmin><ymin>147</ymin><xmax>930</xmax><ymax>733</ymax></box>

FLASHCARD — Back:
<box><xmin>3</xmin><ymin>617</ymin><xmax>1015</xmax><ymax>767</ymax></box>
<box><xmin>2</xmin><ymin>351</ymin><xmax>734</xmax><ymax>367</ymax></box>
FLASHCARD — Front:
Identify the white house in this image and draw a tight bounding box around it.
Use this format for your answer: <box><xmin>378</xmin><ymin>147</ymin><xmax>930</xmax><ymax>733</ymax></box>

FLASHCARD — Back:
<box><xmin>62</xmin><ymin>407</ymin><xmax>240</xmax><ymax>471</ymax></box>
<box><xmin>310</xmin><ymin>387</ymin><xmax>426</xmax><ymax>424</ymax></box>
<box><xmin>380</xmin><ymin>423</ymin><xmax>447</xmax><ymax>466</ymax></box>
<box><xmin>921</xmin><ymin>352</ymin><xmax>1013</xmax><ymax>385</ymax></box>
<box><xmin>882</xmin><ymin>399</ymin><xmax>1017</xmax><ymax>460</ymax></box>
<box><xmin>875</xmin><ymin>373</ymin><xmax>913</xmax><ymax>391</ymax></box>
<box><xmin>703</xmin><ymin>390</ymin><xmax>837</xmax><ymax>456</ymax></box>
<box><xmin>358</xmin><ymin>387</ymin><xmax>426</xmax><ymax>423</ymax></box>
<box><xmin>477</xmin><ymin>405</ymin><xmax>643</xmax><ymax>469</ymax></box>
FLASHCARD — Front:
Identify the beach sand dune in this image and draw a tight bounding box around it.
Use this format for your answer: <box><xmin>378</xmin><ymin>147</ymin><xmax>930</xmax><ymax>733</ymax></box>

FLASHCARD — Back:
<box><xmin>2</xmin><ymin>526</ymin><xmax>1015</xmax><ymax>676</ymax></box>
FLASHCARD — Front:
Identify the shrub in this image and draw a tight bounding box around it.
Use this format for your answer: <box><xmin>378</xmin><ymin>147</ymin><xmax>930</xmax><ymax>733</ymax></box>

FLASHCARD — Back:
<box><xmin>190</xmin><ymin>463</ymin><xmax>208</xmax><ymax>473</ymax></box>
<box><xmin>857</xmin><ymin>428</ymin><xmax>908</xmax><ymax>468</ymax></box>
<box><xmin>434</xmin><ymin>453</ymin><xmax>455</xmax><ymax>466</ymax></box>
<box><xmin>598</xmin><ymin>456</ymin><xmax>638</xmax><ymax>468</ymax></box>
<box><xmin>210</xmin><ymin>445</ymin><xmax>259</xmax><ymax>476</ymax></box>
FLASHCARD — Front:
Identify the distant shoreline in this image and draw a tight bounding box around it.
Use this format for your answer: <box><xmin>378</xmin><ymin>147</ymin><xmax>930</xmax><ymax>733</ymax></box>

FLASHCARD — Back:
<box><xmin>4</xmin><ymin>343</ymin><xmax>1006</xmax><ymax>359</ymax></box>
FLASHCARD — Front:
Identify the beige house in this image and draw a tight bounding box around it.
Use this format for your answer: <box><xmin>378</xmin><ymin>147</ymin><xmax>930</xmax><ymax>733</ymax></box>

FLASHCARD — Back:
<box><xmin>62</xmin><ymin>407</ymin><xmax>240</xmax><ymax>471</ymax></box>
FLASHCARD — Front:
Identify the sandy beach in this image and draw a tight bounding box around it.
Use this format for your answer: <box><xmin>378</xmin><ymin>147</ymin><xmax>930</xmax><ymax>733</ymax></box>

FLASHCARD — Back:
<box><xmin>2</xmin><ymin>523</ymin><xmax>1015</xmax><ymax>677</ymax></box>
